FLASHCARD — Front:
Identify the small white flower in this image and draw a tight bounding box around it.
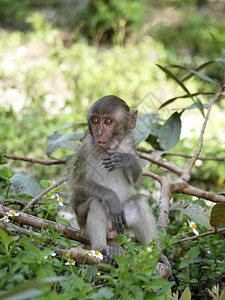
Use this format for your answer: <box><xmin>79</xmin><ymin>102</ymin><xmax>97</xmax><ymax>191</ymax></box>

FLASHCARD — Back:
<box><xmin>44</xmin><ymin>252</ymin><xmax>56</xmax><ymax>259</ymax></box>
<box><xmin>188</xmin><ymin>220</ymin><xmax>199</xmax><ymax>235</ymax></box>
<box><xmin>56</xmin><ymin>194</ymin><xmax>64</xmax><ymax>206</ymax></box>
<box><xmin>1</xmin><ymin>216</ymin><xmax>10</xmax><ymax>223</ymax></box>
<box><xmin>6</xmin><ymin>210</ymin><xmax>20</xmax><ymax>217</ymax></box>
<box><xmin>87</xmin><ymin>250</ymin><xmax>104</xmax><ymax>260</ymax></box>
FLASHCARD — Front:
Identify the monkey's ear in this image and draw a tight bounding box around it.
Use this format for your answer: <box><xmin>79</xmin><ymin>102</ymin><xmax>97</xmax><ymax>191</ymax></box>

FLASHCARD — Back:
<box><xmin>129</xmin><ymin>109</ymin><xmax>138</xmax><ymax>129</ymax></box>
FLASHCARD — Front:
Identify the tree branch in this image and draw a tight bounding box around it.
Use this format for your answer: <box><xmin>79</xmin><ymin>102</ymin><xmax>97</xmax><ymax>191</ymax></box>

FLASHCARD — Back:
<box><xmin>142</xmin><ymin>170</ymin><xmax>162</xmax><ymax>183</ymax></box>
<box><xmin>172</xmin><ymin>228</ymin><xmax>225</xmax><ymax>244</ymax></box>
<box><xmin>0</xmin><ymin>205</ymin><xmax>88</xmax><ymax>244</ymax></box>
<box><xmin>184</xmin><ymin>91</ymin><xmax>224</xmax><ymax>177</ymax></box>
<box><xmin>5</xmin><ymin>153</ymin><xmax>66</xmax><ymax>165</ymax></box>
<box><xmin>157</xmin><ymin>180</ymin><xmax>174</xmax><ymax>232</ymax></box>
<box><xmin>137</xmin><ymin>151</ymin><xmax>184</xmax><ymax>176</ymax></box>
<box><xmin>137</xmin><ymin>147</ymin><xmax>225</xmax><ymax>162</ymax></box>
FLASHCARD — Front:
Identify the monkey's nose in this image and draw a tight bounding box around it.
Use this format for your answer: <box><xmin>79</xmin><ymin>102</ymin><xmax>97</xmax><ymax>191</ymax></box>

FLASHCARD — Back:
<box><xmin>97</xmin><ymin>126</ymin><xmax>103</xmax><ymax>136</ymax></box>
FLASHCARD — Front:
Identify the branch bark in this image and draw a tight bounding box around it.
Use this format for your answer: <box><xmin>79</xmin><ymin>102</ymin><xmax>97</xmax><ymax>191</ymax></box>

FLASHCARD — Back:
<box><xmin>172</xmin><ymin>228</ymin><xmax>225</xmax><ymax>244</ymax></box>
<box><xmin>184</xmin><ymin>90</ymin><xmax>224</xmax><ymax>177</ymax></box>
<box><xmin>137</xmin><ymin>151</ymin><xmax>184</xmax><ymax>176</ymax></box>
<box><xmin>0</xmin><ymin>205</ymin><xmax>88</xmax><ymax>244</ymax></box>
<box><xmin>137</xmin><ymin>147</ymin><xmax>225</xmax><ymax>162</ymax></box>
<box><xmin>5</xmin><ymin>153</ymin><xmax>66</xmax><ymax>165</ymax></box>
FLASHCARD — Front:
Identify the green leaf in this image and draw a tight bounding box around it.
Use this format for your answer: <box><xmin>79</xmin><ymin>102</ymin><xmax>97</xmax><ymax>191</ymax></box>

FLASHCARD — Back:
<box><xmin>156</xmin><ymin>64</ymin><xmax>193</xmax><ymax>99</ymax></box>
<box><xmin>210</xmin><ymin>203</ymin><xmax>225</xmax><ymax>230</ymax></box>
<box><xmin>171</xmin><ymin>63</ymin><xmax>219</xmax><ymax>85</ymax></box>
<box><xmin>46</xmin><ymin>132</ymin><xmax>84</xmax><ymax>156</ymax></box>
<box><xmin>159</xmin><ymin>92</ymin><xmax>213</xmax><ymax>110</ymax></box>
<box><xmin>180</xmin><ymin>286</ymin><xmax>192</xmax><ymax>300</ymax></box>
<box><xmin>146</xmin><ymin>134</ymin><xmax>163</xmax><ymax>150</ymax></box>
<box><xmin>181</xmin><ymin>60</ymin><xmax>215</xmax><ymax>81</ymax></box>
<box><xmin>148</xmin><ymin>278</ymin><xmax>173</xmax><ymax>289</ymax></box>
<box><xmin>0</xmin><ymin>167</ymin><xmax>12</xmax><ymax>179</ymax></box>
<box><xmin>216</xmin><ymin>58</ymin><xmax>225</xmax><ymax>66</ymax></box>
<box><xmin>0</xmin><ymin>228</ymin><xmax>18</xmax><ymax>253</ymax></box>
<box><xmin>159</xmin><ymin>112</ymin><xmax>181</xmax><ymax>150</ymax></box>
<box><xmin>46</xmin><ymin>133</ymin><xmax>62</xmax><ymax>145</ymax></box>
<box><xmin>134</xmin><ymin>113</ymin><xmax>161</xmax><ymax>144</ymax></box>
<box><xmin>37</xmin><ymin>266</ymin><xmax>57</xmax><ymax>280</ymax></box>
<box><xmin>180</xmin><ymin>260</ymin><xmax>189</xmax><ymax>268</ymax></box>
<box><xmin>89</xmin><ymin>287</ymin><xmax>114</xmax><ymax>299</ymax></box>
<box><xmin>187</xmin><ymin>68</ymin><xmax>219</xmax><ymax>86</ymax></box>
<box><xmin>195</xmin><ymin>97</ymin><xmax>205</xmax><ymax>117</ymax></box>
<box><xmin>171</xmin><ymin>204</ymin><xmax>211</xmax><ymax>229</ymax></box>
<box><xmin>56</xmin><ymin>217</ymin><xmax>71</xmax><ymax>227</ymax></box>
<box><xmin>0</xmin><ymin>277</ymin><xmax>65</xmax><ymax>300</ymax></box>
<box><xmin>173</xmin><ymin>103</ymin><xmax>209</xmax><ymax>111</ymax></box>
<box><xmin>0</xmin><ymin>154</ymin><xmax>8</xmax><ymax>165</ymax></box>
<box><xmin>86</xmin><ymin>266</ymin><xmax>98</xmax><ymax>283</ymax></box>
<box><xmin>9</xmin><ymin>172</ymin><xmax>42</xmax><ymax>197</ymax></box>
<box><xmin>188</xmin><ymin>246</ymin><xmax>200</xmax><ymax>259</ymax></box>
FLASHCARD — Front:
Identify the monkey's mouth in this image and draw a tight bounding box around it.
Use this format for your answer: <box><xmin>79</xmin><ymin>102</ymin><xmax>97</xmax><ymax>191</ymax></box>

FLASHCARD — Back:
<box><xmin>97</xmin><ymin>141</ymin><xmax>107</xmax><ymax>148</ymax></box>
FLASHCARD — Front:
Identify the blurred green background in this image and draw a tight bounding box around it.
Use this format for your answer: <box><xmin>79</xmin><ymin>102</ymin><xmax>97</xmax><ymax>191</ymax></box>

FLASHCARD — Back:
<box><xmin>0</xmin><ymin>0</ymin><xmax>224</xmax><ymax>186</ymax></box>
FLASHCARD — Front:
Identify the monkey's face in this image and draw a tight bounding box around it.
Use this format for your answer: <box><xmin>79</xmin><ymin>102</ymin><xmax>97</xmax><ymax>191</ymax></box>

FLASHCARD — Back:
<box><xmin>89</xmin><ymin>114</ymin><xmax>123</xmax><ymax>150</ymax></box>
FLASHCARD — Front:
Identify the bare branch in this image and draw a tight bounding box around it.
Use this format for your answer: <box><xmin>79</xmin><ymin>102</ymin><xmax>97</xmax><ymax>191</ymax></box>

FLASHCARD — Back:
<box><xmin>0</xmin><ymin>205</ymin><xmax>88</xmax><ymax>244</ymax></box>
<box><xmin>138</xmin><ymin>147</ymin><xmax>225</xmax><ymax>162</ymax></box>
<box><xmin>172</xmin><ymin>228</ymin><xmax>225</xmax><ymax>244</ymax></box>
<box><xmin>0</xmin><ymin>221</ymin><xmax>51</xmax><ymax>240</ymax></box>
<box><xmin>157</xmin><ymin>180</ymin><xmax>174</xmax><ymax>232</ymax></box>
<box><xmin>5</xmin><ymin>153</ymin><xmax>66</xmax><ymax>165</ymax></box>
<box><xmin>164</xmin><ymin>152</ymin><xmax>225</xmax><ymax>162</ymax></box>
<box><xmin>181</xmin><ymin>185</ymin><xmax>225</xmax><ymax>204</ymax></box>
<box><xmin>137</xmin><ymin>151</ymin><xmax>184</xmax><ymax>176</ymax></box>
<box><xmin>3</xmin><ymin>199</ymin><xmax>27</xmax><ymax>207</ymax></box>
<box><xmin>142</xmin><ymin>170</ymin><xmax>162</xmax><ymax>183</ymax></box>
<box><xmin>184</xmin><ymin>91</ymin><xmax>224</xmax><ymax>177</ymax></box>
<box><xmin>22</xmin><ymin>175</ymin><xmax>69</xmax><ymax>212</ymax></box>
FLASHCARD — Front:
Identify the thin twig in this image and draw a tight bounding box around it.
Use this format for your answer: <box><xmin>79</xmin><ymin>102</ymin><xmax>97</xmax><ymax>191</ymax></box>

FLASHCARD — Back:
<box><xmin>22</xmin><ymin>175</ymin><xmax>69</xmax><ymax>212</ymax></box>
<box><xmin>137</xmin><ymin>151</ymin><xmax>184</xmax><ymax>176</ymax></box>
<box><xmin>185</xmin><ymin>91</ymin><xmax>224</xmax><ymax>177</ymax></box>
<box><xmin>165</xmin><ymin>153</ymin><xmax>225</xmax><ymax>162</ymax></box>
<box><xmin>138</xmin><ymin>148</ymin><xmax>225</xmax><ymax>162</ymax></box>
<box><xmin>5</xmin><ymin>153</ymin><xmax>66</xmax><ymax>165</ymax></box>
<box><xmin>142</xmin><ymin>170</ymin><xmax>162</xmax><ymax>183</ymax></box>
<box><xmin>3</xmin><ymin>199</ymin><xmax>27</xmax><ymax>207</ymax></box>
<box><xmin>172</xmin><ymin>228</ymin><xmax>225</xmax><ymax>244</ymax></box>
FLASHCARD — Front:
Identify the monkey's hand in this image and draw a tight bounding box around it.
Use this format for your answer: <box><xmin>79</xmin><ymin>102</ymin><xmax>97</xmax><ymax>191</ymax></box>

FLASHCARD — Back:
<box><xmin>111</xmin><ymin>209</ymin><xmax>128</xmax><ymax>234</ymax></box>
<box><xmin>102</xmin><ymin>152</ymin><xmax>131</xmax><ymax>172</ymax></box>
<box><xmin>109</xmin><ymin>201</ymin><xmax>128</xmax><ymax>234</ymax></box>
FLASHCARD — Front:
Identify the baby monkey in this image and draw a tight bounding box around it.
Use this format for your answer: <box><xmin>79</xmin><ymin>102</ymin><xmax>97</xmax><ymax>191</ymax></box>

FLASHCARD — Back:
<box><xmin>69</xmin><ymin>95</ymin><xmax>158</xmax><ymax>265</ymax></box>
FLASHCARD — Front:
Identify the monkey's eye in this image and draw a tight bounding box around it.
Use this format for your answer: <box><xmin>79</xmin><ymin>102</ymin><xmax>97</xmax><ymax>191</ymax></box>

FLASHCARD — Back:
<box><xmin>91</xmin><ymin>117</ymin><xmax>99</xmax><ymax>125</ymax></box>
<box><xmin>105</xmin><ymin>119</ymin><xmax>113</xmax><ymax>125</ymax></box>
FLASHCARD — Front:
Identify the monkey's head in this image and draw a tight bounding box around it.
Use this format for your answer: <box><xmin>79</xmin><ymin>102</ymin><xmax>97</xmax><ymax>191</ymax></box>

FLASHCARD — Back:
<box><xmin>87</xmin><ymin>95</ymin><xmax>138</xmax><ymax>150</ymax></box>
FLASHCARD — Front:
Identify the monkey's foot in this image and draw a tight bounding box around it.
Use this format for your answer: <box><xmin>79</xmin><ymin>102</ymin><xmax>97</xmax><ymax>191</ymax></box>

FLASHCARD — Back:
<box><xmin>156</xmin><ymin>254</ymin><xmax>172</xmax><ymax>279</ymax></box>
<box><xmin>100</xmin><ymin>245</ymin><xmax>124</xmax><ymax>266</ymax></box>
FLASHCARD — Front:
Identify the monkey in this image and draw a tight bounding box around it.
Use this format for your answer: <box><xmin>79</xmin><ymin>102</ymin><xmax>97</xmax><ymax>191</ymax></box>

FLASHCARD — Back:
<box><xmin>69</xmin><ymin>95</ymin><xmax>162</xmax><ymax>267</ymax></box>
